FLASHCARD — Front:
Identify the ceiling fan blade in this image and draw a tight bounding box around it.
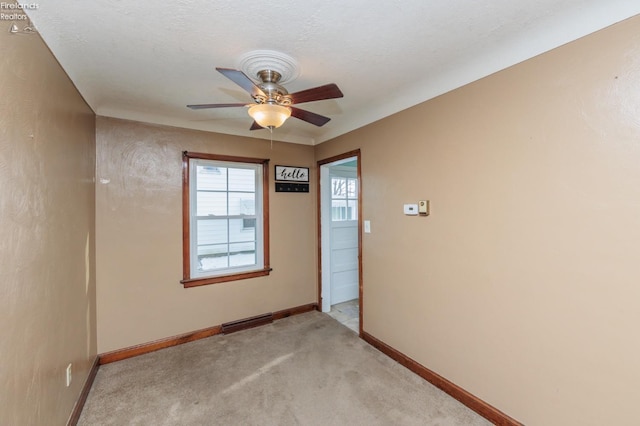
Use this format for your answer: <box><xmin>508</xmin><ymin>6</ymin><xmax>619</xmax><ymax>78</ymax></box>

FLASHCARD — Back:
<box><xmin>249</xmin><ymin>121</ymin><xmax>263</xmax><ymax>131</ymax></box>
<box><xmin>289</xmin><ymin>84</ymin><xmax>343</xmax><ymax>105</ymax></box>
<box><xmin>187</xmin><ymin>103</ymin><xmax>247</xmax><ymax>110</ymax></box>
<box><xmin>216</xmin><ymin>67</ymin><xmax>266</xmax><ymax>99</ymax></box>
<box><xmin>290</xmin><ymin>106</ymin><xmax>331</xmax><ymax>127</ymax></box>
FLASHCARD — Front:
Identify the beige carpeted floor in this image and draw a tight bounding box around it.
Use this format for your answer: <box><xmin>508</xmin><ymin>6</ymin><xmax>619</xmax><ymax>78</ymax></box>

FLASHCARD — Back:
<box><xmin>78</xmin><ymin>311</ymin><xmax>492</xmax><ymax>425</ymax></box>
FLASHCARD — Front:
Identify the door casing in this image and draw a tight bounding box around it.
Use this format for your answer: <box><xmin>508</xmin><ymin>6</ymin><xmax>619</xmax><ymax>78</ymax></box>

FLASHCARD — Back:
<box><xmin>317</xmin><ymin>149</ymin><xmax>363</xmax><ymax>335</ymax></box>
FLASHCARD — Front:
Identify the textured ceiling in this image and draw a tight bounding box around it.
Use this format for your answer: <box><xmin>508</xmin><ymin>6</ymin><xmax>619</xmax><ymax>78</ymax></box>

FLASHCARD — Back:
<box><xmin>25</xmin><ymin>1</ymin><xmax>640</xmax><ymax>145</ymax></box>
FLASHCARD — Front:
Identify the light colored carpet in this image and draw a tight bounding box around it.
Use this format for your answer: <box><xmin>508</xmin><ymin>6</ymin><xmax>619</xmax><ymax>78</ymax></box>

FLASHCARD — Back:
<box><xmin>79</xmin><ymin>311</ymin><xmax>492</xmax><ymax>425</ymax></box>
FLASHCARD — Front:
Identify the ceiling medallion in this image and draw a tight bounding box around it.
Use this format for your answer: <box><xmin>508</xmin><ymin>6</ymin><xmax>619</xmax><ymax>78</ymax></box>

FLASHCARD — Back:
<box><xmin>238</xmin><ymin>50</ymin><xmax>300</xmax><ymax>84</ymax></box>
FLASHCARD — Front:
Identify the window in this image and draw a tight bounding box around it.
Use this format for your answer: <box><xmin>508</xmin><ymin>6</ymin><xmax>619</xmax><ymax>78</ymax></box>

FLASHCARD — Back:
<box><xmin>181</xmin><ymin>152</ymin><xmax>270</xmax><ymax>288</ymax></box>
<box><xmin>331</xmin><ymin>176</ymin><xmax>358</xmax><ymax>221</ymax></box>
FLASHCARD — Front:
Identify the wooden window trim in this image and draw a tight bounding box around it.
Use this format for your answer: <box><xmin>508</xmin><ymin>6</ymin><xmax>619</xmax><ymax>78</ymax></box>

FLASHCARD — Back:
<box><xmin>181</xmin><ymin>151</ymin><xmax>270</xmax><ymax>288</ymax></box>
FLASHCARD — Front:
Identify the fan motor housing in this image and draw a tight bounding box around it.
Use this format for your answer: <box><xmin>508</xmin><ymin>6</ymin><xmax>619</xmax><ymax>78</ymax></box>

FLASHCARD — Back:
<box><xmin>255</xmin><ymin>70</ymin><xmax>292</xmax><ymax>105</ymax></box>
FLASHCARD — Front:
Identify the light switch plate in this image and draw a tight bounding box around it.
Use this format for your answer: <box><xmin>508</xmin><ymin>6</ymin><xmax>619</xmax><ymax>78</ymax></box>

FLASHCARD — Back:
<box><xmin>404</xmin><ymin>204</ymin><xmax>418</xmax><ymax>215</ymax></box>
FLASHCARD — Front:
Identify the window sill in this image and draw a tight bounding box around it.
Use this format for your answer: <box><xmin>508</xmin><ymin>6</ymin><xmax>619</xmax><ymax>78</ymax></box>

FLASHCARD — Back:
<box><xmin>181</xmin><ymin>268</ymin><xmax>272</xmax><ymax>288</ymax></box>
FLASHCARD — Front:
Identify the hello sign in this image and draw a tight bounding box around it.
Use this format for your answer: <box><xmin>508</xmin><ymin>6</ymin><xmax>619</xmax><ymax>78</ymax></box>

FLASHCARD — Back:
<box><xmin>274</xmin><ymin>165</ymin><xmax>310</xmax><ymax>182</ymax></box>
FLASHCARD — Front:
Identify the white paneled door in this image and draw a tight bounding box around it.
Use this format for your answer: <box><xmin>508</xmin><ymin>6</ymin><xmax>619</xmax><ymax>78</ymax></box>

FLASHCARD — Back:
<box><xmin>329</xmin><ymin>219</ymin><xmax>359</xmax><ymax>304</ymax></box>
<box><xmin>321</xmin><ymin>161</ymin><xmax>359</xmax><ymax>311</ymax></box>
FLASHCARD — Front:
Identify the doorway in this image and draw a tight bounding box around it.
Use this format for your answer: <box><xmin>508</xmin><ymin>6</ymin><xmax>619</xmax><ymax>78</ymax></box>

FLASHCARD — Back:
<box><xmin>318</xmin><ymin>150</ymin><xmax>362</xmax><ymax>335</ymax></box>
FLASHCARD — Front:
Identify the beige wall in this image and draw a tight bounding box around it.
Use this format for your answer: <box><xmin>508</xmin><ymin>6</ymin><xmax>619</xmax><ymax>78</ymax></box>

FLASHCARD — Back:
<box><xmin>316</xmin><ymin>15</ymin><xmax>640</xmax><ymax>426</ymax></box>
<box><xmin>95</xmin><ymin>117</ymin><xmax>317</xmax><ymax>353</ymax></box>
<box><xmin>0</xmin><ymin>24</ymin><xmax>97</xmax><ymax>426</ymax></box>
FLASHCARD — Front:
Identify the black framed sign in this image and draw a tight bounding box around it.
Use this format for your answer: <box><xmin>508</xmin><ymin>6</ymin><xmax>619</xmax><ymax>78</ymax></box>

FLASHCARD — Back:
<box><xmin>275</xmin><ymin>165</ymin><xmax>309</xmax><ymax>182</ymax></box>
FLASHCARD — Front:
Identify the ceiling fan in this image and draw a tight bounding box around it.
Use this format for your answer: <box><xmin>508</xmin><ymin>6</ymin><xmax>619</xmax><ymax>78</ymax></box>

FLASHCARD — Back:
<box><xmin>187</xmin><ymin>68</ymin><xmax>344</xmax><ymax>130</ymax></box>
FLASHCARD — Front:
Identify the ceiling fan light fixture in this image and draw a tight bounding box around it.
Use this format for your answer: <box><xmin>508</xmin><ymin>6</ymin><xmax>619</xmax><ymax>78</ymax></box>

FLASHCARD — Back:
<box><xmin>248</xmin><ymin>103</ymin><xmax>291</xmax><ymax>129</ymax></box>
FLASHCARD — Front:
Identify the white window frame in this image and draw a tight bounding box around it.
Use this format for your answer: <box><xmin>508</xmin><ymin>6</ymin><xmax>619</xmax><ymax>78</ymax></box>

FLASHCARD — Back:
<box><xmin>330</xmin><ymin>167</ymin><xmax>358</xmax><ymax>222</ymax></box>
<box><xmin>181</xmin><ymin>152</ymin><xmax>271</xmax><ymax>288</ymax></box>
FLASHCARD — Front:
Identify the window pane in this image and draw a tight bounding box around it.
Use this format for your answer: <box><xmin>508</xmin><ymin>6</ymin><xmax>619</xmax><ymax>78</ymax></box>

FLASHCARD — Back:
<box><xmin>332</xmin><ymin>199</ymin><xmax>347</xmax><ymax>221</ymax></box>
<box><xmin>229</xmin><ymin>242</ymin><xmax>256</xmax><ymax>267</ymax></box>
<box><xmin>197</xmin><ymin>243</ymin><xmax>227</xmax><ymax>258</ymax></box>
<box><xmin>228</xmin><ymin>192</ymin><xmax>255</xmax><ymax>216</ymax></box>
<box><xmin>197</xmin><ymin>219</ymin><xmax>227</xmax><ymax>245</ymax></box>
<box><xmin>228</xmin><ymin>168</ymin><xmax>255</xmax><ymax>192</ymax></box>
<box><xmin>197</xmin><ymin>166</ymin><xmax>226</xmax><ymax>190</ymax></box>
<box><xmin>229</xmin><ymin>218</ymin><xmax>255</xmax><ymax>243</ymax></box>
<box><xmin>348</xmin><ymin>199</ymin><xmax>358</xmax><ymax>220</ymax></box>
<box><xmin>331</xmin><ymin>177</ymin><xmax>347</xmax><ymax>198</ymax></box>
<box><xmin>199</xmin><ymin>248</ymin><xmax>229</xmax><ymax>271</ymax></box>
<box><xmin>332</xmin><ymin>200</ymin><xmax>347</xmax><ymax>209</ymax></box>
<box><xmin>197</xmin><ymin>192</ymin><xmax>227</xmax><ymax>216</ymax></box>
<box><xmin>347</xmin><ymin>178</ymin><xmax>358</xmax><ymax>198</ymax></box>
